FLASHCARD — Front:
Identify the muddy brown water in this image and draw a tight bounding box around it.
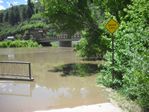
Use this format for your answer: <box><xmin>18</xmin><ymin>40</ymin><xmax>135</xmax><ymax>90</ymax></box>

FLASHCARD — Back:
<box><xmin>0</xmin><ymin>47</ymin><xmax>109</xmax><ymax>112</ymax></box>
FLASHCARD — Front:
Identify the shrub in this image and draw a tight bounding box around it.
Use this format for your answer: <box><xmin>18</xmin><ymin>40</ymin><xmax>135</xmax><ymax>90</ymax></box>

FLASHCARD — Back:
<box><xmin>75</xmin><ymin>30</ymin><xmax>110</xmax><ymax>59</ymax></box>
<box><xmin>0</xmin><ymin>40</ymin><xmax>41</xmax><ymax>48</ymax></box>
<box><xmin>97</xmin><ymin>0</ymin><xmax>149</xmax><ymax>109</ymax></box>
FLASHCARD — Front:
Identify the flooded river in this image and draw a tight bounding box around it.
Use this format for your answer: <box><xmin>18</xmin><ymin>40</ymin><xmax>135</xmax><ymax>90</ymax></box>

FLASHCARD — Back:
<box><xmin>0</xmin><ymin>47</ymin><xmax>109</xmax><ymax>112</ymax></box>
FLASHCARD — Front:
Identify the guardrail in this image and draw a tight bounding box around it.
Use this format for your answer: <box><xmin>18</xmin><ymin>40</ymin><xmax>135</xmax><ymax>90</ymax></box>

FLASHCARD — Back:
<box><xmin>0</xmin><ymin>61</ymin><xmax>33</xmax><ymax>81</ymax></box>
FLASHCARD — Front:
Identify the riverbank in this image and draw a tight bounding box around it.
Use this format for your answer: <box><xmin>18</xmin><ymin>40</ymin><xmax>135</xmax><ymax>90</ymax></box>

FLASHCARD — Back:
<box><xmin>100</xmin><ymin>85</ymin><xmax>143</xmax><ymax>112</ymax></box>
<box><xmin>35</xmin><ymin>103</ymin><xmax>122</xmax><ymax>112</ymax></box>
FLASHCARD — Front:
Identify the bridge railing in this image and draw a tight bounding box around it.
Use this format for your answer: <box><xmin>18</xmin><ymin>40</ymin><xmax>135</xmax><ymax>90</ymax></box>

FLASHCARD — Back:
<box><xmin>0</xmin><ymin>61</ymin><xmax>33</xmax><ymax>81</ymax></box>
<box><xmin>37</xmin><ymin>33</ymin><xmax>81</xmax><ymax>42</ymax></box>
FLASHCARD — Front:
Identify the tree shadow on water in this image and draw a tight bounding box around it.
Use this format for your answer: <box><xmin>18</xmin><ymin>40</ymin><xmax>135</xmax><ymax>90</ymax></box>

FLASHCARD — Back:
<box><xmin>48</xmin><ymin>63</ymin><xmax>100</xmax><ymax>77</ymax></box>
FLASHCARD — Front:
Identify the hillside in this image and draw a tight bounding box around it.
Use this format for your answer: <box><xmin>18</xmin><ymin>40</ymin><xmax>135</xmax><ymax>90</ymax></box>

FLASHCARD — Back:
<box><xmin>0</xmin><ymin>1</ymin><xmax>48</xmax><ymax>40</ymax></box>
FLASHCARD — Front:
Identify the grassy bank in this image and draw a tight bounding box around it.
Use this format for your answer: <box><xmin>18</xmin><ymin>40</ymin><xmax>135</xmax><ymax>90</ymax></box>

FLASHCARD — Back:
<box><xmin>99</xmin><ymin>85</ymin><xmax>143</xmax><ymax>112</ymax></box>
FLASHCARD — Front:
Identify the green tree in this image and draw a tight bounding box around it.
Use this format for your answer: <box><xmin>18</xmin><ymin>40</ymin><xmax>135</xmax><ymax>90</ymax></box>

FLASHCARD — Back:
<box><xmin>40</xmin><ymin>0</ymin><xmax>131</xmax><ymax>58</ymax></box>
<box><xmin>41</xmin><ymin>0</ymin><xmax>106</xmax><ymax>58</ymax></box>
<box><xmin>14</xmin><ymin>6</ymin><xmax>20</xmax><ymax>24</ymax></box>
<box><xmin>8</xmin><ymin>6</ymin><xmax>15</xmax><ymax>25</ymax></box>
<box><xmin>3</xmin><ymin>11</ymin><xmax>9</xmax><ymax>22</ymax></box>
<box><xmin>102</xmin><ymin>0</ymin><xmax>131</xmax><ymax>22</ymax></box>
<box><xmin>27</xmin><ymin>0</ymin><xmax>34</xmax><ymax>19</ymax></box>
<box><xmin>20</xmin><ymin>6</ymin><xmax>27</xmax><ymax>21</ymax></box>
<box><xmin>0</xmin><ymin>12</ymin><xmax>3</xmax><ymax>23</ymax></box>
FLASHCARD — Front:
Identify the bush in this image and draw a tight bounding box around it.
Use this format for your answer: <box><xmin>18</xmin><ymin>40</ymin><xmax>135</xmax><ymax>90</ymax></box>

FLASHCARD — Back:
<box><xmin>97</xmin><ymin>0</ymin><xmax>149</xmax><ymax>109</ymax></box>
<box><xmin>123</xmin><ymin>70</ymin><xmax>149</xmax><ymax>108</ymax></box>
<box><xmin>75</xmin><ymin>30</ymin><xmax>110</xmax><ymax>59</ymax></box>
<box><xmin>0</xmin><ymin>40</ymin><xmax>41</xmax><ymax>48</ymax></box>
<box><xmin>15</xmin><ymin>34</ymin><xmax>22</xmax><ymax>39</ymax></box>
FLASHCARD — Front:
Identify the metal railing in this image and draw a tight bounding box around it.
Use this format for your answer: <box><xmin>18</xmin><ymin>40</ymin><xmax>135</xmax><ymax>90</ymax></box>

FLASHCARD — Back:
<box><xmin>0</xmin><ymin>61</ymin><xmax>33</xmax><ymax>81</ymax></box>
<box><xmin>37</xmin><ymin>33</ymin><xmax>81</xmax><ymax>42</ymax></box>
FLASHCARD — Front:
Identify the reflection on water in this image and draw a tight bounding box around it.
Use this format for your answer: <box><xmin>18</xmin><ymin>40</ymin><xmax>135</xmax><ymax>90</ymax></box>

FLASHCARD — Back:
<box><xmin>50</xmin><ymin>63</ymin><xmax>99</xmax><ymax>76</ymax></box>
<box><xmin>0</xmin><ymin>47</ymin><xmax>109</xmax><ymax>112</ymax></box>
<box><xmin>0</xmin><ymin>82</ymin><xmax>32</xmax><ymax>96</ymax></box>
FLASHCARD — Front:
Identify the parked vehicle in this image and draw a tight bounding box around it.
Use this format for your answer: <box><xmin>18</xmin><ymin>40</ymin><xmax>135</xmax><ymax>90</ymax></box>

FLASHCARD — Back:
<box><xmin>5</xmin><ymin>36</ymin><xmax>15</xmax><ymax>41</ymax></box>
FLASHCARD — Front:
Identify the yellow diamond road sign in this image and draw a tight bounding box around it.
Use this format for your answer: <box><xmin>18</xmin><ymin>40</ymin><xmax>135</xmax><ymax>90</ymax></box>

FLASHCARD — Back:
<box><xmin>105</xmin><ymin>18</ymin><xmax>119</xmax><ymax>33</ymax></box>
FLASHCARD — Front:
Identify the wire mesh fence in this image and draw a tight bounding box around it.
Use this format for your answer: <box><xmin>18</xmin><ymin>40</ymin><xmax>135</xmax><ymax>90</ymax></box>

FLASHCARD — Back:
<box><xmin>0</xmin><ymin>61</ymin><xmax>33</xmax><ymax>81</ymax></box>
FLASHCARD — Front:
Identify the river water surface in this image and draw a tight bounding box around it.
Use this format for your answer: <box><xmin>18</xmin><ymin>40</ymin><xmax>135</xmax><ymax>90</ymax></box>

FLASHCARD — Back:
<box><xmin>0</xmin><ymin>47</ymin><xmax>109</xmax><ymax>112</ymax></box>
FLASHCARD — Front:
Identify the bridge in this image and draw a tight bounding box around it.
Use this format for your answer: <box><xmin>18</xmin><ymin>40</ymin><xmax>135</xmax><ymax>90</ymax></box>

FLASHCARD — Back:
<box><xmin>28</xmin><ymin>29</ymin><xmax>81</xmax><ymax>47</ymax></box>
<box><xmin>37</xmin><ymin>33</ymin><xmax>81</xmax><ymax>43</ymax></box>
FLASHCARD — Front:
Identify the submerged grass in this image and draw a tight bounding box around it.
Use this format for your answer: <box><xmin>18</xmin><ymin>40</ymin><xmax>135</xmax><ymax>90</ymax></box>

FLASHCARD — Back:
<box><xmin>49</xmin><ymin>63</ymin><xmax>99</xmax><ymax>77</ymax></box>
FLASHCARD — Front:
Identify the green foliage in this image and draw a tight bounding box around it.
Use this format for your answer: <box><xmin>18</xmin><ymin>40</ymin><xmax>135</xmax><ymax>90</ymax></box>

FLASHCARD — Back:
<box><xmin>8</xmin><ymin>6</ymin><xmax>15</xmax><ymax>25</ymax></box>
<box><xmin>27</xmin><ymin>0</ymin><xmax>34</xmax><ymax>19</ymax></box>
<box><xmin>97</xmin><ymin>61</ymin><xmax>123</xmax><ymax>88</ymax></box>
<box><xmin>1</xmin><ymin>5</ymin><xmax>26</xmax><ymax>24</ymax></box>
<box><xmin>97</xmin><ymin>0</ymin><xmax>149</xmax><ymax>109</ymax></box>
<box><xmin>0</xmin><ymin>1</ymin><xmax>42</xmax><ymax>25</ymax></box>
<box><xmin>3</xmin><ymin>11</ymin><xmax>9</xmax><ymax>22</ymax></box>
<box><xmin>0</xmin><ymin>16</ymin><xmax>47</xmax><ymax>38</ymax></box>
<box><xmin>41</xmin><ymin>0</ymin><xmax>111</xmax><ymax>58</ymax></box>
<box><xmin>0</xmin><ymin>2</ymin><xmax>48</xmax><ymax>39</ymax></box>
<box><xmin>13</xmin><ymin>6</ymin><xmax>21</xmax><ymax>24</ymax></box>
<box><xmin>40</xmin><ymin>0</ymin><xmax>131</xmax><ymax>59</ymax></box>
<box><xmin>20</xmin><ymin>21</ymin><xmax>46</xmax><ymax>31</ymax></box>
<box><xmin>122</xmin><ymin>70</ymin><xmax>149</xmax><ymax>107</ymax></box>
<box><xmin>101</xmin><ymin>0</ymin><xmax>131</xmax><ymax>22</ymax></box>
<box><xmin>0</xmin><ymin>40</ymin><xmax>41</xmax><ymax>48</ymax></box>
<box><xmin>15</xmin><ymin>34</ymin><xmax>22</xmax><ymax>39</ymax></box>
<box><xmin>41</xmin><ymin>0</ymin><xmax>87</xmax><ymax>34</ymax></box>
<box><xmin>75</xmin><ymin>37</ymin><xmax>88</xmax><ymax>57</ymax></box>
<box><xmin>0</xmin><ymin>11</ymin><xmax>3</xmax><ymax>23</ymax></box>
<box><xmin>75</xmin><ymin>30</ymin><xmax>110</xmax><ymax>59</ymax></box>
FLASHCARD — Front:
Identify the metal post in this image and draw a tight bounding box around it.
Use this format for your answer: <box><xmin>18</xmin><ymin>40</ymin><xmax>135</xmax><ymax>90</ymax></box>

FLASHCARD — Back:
<box><xmin>28</xmin><ymin>63</ymin><xmax>31</xmax><ymax>79</ymax></box>
<box><xmin>112</xmin><ymin>34</ymin><xmax>115</xmax><ymax>80</ymax></box>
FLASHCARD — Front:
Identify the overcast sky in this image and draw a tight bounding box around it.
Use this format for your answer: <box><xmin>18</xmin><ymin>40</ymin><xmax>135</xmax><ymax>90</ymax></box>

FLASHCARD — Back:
<box><xmin>0</xmin><ymin>0</ymin><xmax>27</xmax><ymax>10</ymax></box>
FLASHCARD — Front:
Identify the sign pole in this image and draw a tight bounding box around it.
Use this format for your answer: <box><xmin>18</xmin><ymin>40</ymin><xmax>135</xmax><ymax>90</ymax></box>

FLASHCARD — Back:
<box><xmin>111</xmin><ymin>33</ymin><xmax>115</xmax><ymax>80</ymax></box>
<box><xmin>105</xmin><ymin>18</ymin><xmax>119</xmax><ymax>81</ymax></box>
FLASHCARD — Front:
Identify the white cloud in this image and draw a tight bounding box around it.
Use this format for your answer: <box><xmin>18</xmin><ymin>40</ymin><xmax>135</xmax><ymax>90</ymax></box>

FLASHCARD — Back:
<box><xmin>6</xmin><ymin>1</ymin><xmax>11</xmax><ymax>7</ymax></box>
<box><xmin>0</xmin><ymin>0</ymin><xmax>4</xmax><ymax>10</ymax></box>
<box><xmin>0</xmin><ymin>5</ymin><xmax>5</xmax><ymax>10</ymax></box>
<box><xmin>0</xmin><ymin>0</ymin><xmax>3</xmax><ymax>4</ymax></box>
<box><xmin>13</xmin><ymin>1</ymin><xmax>19</xmax><ymax>5</ymax></box>
<box><xmin>0</xmin><ymin>0</ymin><xmax>3</xmax><ymax>3</ymax></box>
<box><xmin>24</xmin><ymin>0</ymin><xmax>27</xmax><ymax>4</ymax></box>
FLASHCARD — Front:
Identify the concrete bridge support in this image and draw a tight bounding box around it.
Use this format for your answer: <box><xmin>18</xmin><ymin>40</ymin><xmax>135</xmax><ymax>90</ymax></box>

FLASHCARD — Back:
<box><xmin>38</xmin><ymin>42</ymin><xmax>52</xmax><ymax>46</ymax></box>
<box><xmin>59</xmin><ymin>41</ymin><xmax>72</xmax><ymax>47</ymax></box>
